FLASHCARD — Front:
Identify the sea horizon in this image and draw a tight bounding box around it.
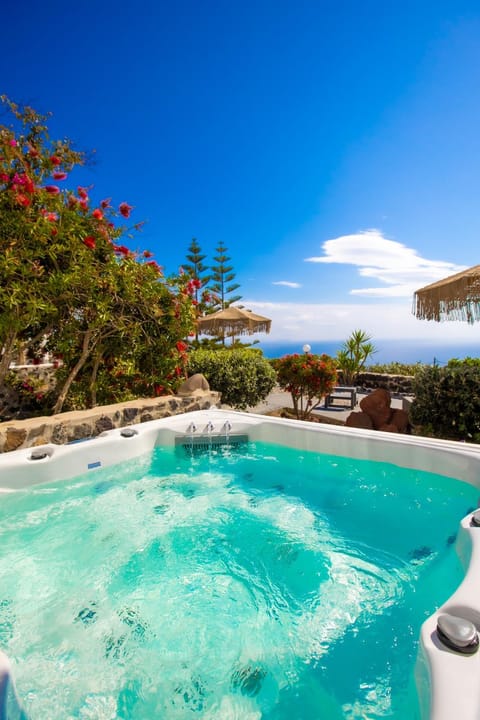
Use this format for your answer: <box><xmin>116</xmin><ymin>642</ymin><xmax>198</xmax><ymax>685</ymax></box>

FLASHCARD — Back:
<box><xmin>256</xmin><ymin>339</ymin><xmax>480</xmax><ymax>365</ymax></box>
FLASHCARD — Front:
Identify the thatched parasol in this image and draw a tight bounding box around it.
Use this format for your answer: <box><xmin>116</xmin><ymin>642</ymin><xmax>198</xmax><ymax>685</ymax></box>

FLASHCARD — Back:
<box><xmin>197</xmin><ymin>306</ymin><xmax>272</xmax><ymax>338</ymax></box>
<box><xmin>413</xmin><ymin>265</ymin><xmax>480</xmax><ymax>323</ymax></box>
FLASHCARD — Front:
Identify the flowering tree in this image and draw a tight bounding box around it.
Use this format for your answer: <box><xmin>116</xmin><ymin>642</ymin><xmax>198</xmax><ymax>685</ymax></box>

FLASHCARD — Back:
<box><xmin>0</xmin><ymin>96</ymin><xmax>196</xmax><ymax>413</ymax></box>
<box><xmin>274</xmin><ymin>353</ymin><xmax>338</xmax><ymax>420</ymax></box>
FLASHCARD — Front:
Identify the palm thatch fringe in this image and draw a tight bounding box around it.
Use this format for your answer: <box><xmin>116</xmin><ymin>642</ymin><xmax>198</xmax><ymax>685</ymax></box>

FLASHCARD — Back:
<box><xmin>197</xmin><ymin>306</ymin><xmax>272</xmax><ymax>336</ymax></box>
<box><xmin>413</xmin><ymin>265</ymin><xmax>480</xmax><ymax>323</ymax></box>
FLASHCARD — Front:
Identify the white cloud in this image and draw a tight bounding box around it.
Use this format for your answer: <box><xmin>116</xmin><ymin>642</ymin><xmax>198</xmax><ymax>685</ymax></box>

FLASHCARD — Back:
<box><xmin>304</xmin><ymin>229</ymin><xmax>466</xmax><ymax>297</ymax></box>
<box><xmin>272</xmin><ymin>280</ymin><xmax>302</xmax><ymax>288</ymax></box>
<box><xmin>244</xmin><ymin>299</ymin><xmax>480</xmax><ymax>343</ymax></box>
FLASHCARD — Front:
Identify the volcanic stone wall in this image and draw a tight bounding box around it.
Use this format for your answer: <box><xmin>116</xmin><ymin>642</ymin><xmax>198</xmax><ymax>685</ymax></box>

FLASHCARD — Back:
<box><xmin>0</xmin><ymin>392</ymin><xmax>220</xmax><ymax>453</ymax></box>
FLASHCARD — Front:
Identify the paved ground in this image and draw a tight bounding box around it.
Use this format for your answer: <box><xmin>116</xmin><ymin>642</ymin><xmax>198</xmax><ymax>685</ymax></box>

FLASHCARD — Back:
<box><xmin>222</xmin><ymin>387</ymin><xmax>407</xmax><ymax>423</ymax></box>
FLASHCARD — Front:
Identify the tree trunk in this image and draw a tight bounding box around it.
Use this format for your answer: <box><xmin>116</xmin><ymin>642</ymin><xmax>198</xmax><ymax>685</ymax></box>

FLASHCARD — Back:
<box><xmin>0</xmin><ymin>329</ymin><xmax>18</xmax><ymax>385</ymax></box>
<box><xmin>89</xmin><ymin>351</ymin><xmax>102</xmax><ymax>407</ymax></box>
<box><xmin>53</xmin><ymin>330</ymin><xmax>94</xmax><ymax>414</ymax></box>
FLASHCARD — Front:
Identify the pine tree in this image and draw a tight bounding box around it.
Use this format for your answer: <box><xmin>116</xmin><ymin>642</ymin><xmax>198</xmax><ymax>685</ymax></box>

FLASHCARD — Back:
<box><xmin>183</xmin><ymin>238</ymin><xmax>211</xmax><ymax>304</ymax></box>
<box><xmin>209</xmin><ymin>242</ymin><xmax>241</xmax><ymax>311</ymax></box>
<box><xmin>182</xmin><ymin>238</ymin><xmax>211</xmax><ymax>342</ymax></box>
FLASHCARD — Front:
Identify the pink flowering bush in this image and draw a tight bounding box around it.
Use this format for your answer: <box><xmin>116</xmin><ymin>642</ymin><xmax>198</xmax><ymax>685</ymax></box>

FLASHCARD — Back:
<box><xmin>0</xmin><ymin>96</ymin><xmax>196</xmax><ymax>414</ymax></box>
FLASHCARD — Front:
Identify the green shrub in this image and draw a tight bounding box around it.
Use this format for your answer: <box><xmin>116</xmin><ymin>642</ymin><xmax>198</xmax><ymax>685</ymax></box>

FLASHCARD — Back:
<box><xmin>275</xmin><ymin>353</ymin><xmax>338</xmax><ymax>420</ymax></box>
<box><xmin>366</xmin><ymin>361</ymin><xmax>425</xmax><ymax>376</ymax></box>
<box><xmin>410</xmin><ymin>361</ymin><xmax>480</xmax><ymax>442</ymax></box>
<box><xmin>446</xmin><ymin>357</ymin><xmax>480</xmax><ymax>369</ymax></box>
<box><xmin>187</xmin><ymin>349</ymin><xmax>276</xmax><ymax>409</ymax></box>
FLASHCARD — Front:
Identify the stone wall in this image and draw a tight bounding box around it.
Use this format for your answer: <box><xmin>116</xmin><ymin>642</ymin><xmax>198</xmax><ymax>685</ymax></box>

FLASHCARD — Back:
<box><xmin>0</xmin><ymin>391</ymin><xmax>220</xmax><ymax>453</ymax></box>
<box><xmin>356</xmin><ymin>372</ymin><xmax>414</xmax><ymax>395</ymax></box>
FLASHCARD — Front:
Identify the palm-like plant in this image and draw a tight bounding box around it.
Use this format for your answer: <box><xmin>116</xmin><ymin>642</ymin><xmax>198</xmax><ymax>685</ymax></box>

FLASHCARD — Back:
<box><xmin>336</xmin><ymin>329</ymin><xmax>377</xmax><ymax>386</ymax></box>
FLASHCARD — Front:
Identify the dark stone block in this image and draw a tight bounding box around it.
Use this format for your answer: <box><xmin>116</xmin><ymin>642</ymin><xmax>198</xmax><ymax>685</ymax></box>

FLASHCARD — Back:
<box><xmin>51</xmin><ymin>423</ymin><xmax>68</xmax><ymax>444</ymax></box>
<box><xmin>95</xmin><ymin>416</ymin><xmax>114</xmax><ymax>434</ymax></box>
<box><xmin>71</xmin><ymin>423</ymin><xmax>92</xmax><ymax>441</ymax></box>
<box><xmin>123</xmin><ymin>407</ymin><xmax>138</xmax><ymax>422</ymax></box>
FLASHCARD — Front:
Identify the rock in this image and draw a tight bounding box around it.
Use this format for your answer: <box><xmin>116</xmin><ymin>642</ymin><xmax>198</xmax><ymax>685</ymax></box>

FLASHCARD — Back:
<box><xmin>71</xmin><ymin>423</ymin><xmax>92</xmax><ymax>441</ymax></box>
<box><xmin>377</xmin><ymin>423</ymin><xmax>399</xmax><ymax>433</ymax></box>
<box><xmin>390</xmin><ymin>409</ymin><xmax>410</xmax><ymax>433</ymax></box>
<box><xmin>345</xmin><ymin>412</ymin><xmax>374</xmax><ymax>429</ymax></box>
<box><xmin>95</xmin><ymin>415</ymin><xmax>115</xmax><ymax>434</ymax></box>
<box><xmin>177</xmin><ymin>373</ymin><xmax>210</xmax><ymax>395</ymax></box>
<box><xmin>122</xmin><ymin>407</ymin><xmax>138</xmax><ymax>423</ymax></box>
<box><xmin>51</xmin><ymin>423</ymin><xmax>68</xmax><ymax>445</ymax></box>
<box><xmin>346</xmin><ymin>390</ymin><xmax>410</xmax><ymax>435</ymax></box>
<box><xmin>31</xmin><ymin>436</ymin><xmax>49</xmax><ymax>447</ymax></box>
<box><xmin>360</xmin><ymin>388</ymin><xmax>392</xmax><ymax>429</ymax></box>
<box><xmin>4</xmin><ymin>427</ymin><xmax>27</xmax><ymax>452</ymax></box>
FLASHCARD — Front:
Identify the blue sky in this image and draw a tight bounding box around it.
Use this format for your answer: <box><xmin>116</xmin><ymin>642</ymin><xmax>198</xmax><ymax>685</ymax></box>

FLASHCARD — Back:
<box><xmin>3</xmin><ymin>0</ymin><xmax>480</xmax><ymax>348</ymax></box>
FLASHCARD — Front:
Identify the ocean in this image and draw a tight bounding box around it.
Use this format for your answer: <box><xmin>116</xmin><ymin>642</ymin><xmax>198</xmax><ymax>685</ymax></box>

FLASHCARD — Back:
<box><xmin>256</xmin><ymin>339</ymin><xmax>480</xmax><ymax>366</ymax></box>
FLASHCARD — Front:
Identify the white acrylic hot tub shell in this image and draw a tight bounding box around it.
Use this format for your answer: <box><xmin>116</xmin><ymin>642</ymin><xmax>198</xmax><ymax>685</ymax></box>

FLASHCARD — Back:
<box><xmin>1</xmin><ymin>408</ymin><xmax>480</xmax><ymax>720</ymax></box>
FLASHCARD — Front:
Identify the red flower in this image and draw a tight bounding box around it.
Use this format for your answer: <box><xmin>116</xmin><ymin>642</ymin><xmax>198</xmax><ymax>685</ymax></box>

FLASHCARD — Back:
<box><xmin>82</xmin><ymin>236</ymin><xmax>96</xmax><ymax>250</ymax></box>
<box><xmin>79</xmin><ymin>200</ymin><xmax>89</xmax><ymax>211</ymax></box>
<box><xmin>45</xmin><ymin>212</ymin><xmax>57</xmax><ymax>222</ymax></box>
<box><xmin>77</xmin><ymin>186</ymin><xmax>88</xmax><ymax>200</ymax></box>
<box><xmin>24</xmin><ymin>177</ymin><xmax>35</xmax><ymax>194</ymax></box>
<box><xmin>176</xmin><ymin>341</ymin><xmax>188</xmax><ymax>353</ymax></box>
<box><xmin>113</xmin><ymin>244</ymin><xmax>130</xmax><ymax>255</ymax></box>
<box><xmin>9</xmin><ymin>139</ymin><xmax>17</xmax><ymax>147</ymax></box>
<box><xmin>53</xmin><ymin>172</ymin><xmax>67</xmax><ymax>180</ymax></box>
<box><xmin>51</xmin><ymin>228</ymin><xmax>58</xmax><ymax>236</ymax></box>
<box><xmin>143</xmin><ymin>250</ymin><xmax>153</xmax><ymax>258</ymax></box>
<box><xmin>91</xmin><ymin>208</ymin><xmax>103</xmax><ymax>220</ymax></box>
<box><xmin>100</xmin><ymin>197</ymin><xmax>111</xmax><ymax>209</ymax></box>
<box><xmin>154</xmin><ymin>384</ymin><xmax>164</xmax><ymax>396</ymax></box>
<box><xmin>0</xmin><ymin>172</ymin><xmax>9</xmax><ymax>183</ymax></box>
<box><xmin>146</xmin><ymin>261</ymin><xmax>162</xmax><ymax>273</ymax></box>
<box><xmin>28</xmin><ymin>145</ymin><xmax>39</xmax><ymax>157</ymax></box>
<box><xmin>119</xmin><ymin>202</ymin><xmax>133</xmax><ymax>218</ymax></box>
<box><xmin>50</xmin><ymin>155</ymin><xmax>61</xmax><ymax>165</ymax></box>
<box><xmin>15</xmin><ymin>193</ymin><xmax>31</xmax><ymax>207</ymax></box>
<box><xmin>44</xmin><ymin>185</ymin><xmax>60</xmax><ymax>194</ymax></box>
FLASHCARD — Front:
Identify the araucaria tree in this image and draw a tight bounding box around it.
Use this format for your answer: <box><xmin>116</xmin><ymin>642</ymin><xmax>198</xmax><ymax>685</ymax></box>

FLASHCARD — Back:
<box><xmin>0</xmin><ymin>96</ymin><xmax>196</xmax><ymax>413</ymax></box>
<box><xmin>209</xmin><ymin>242</ymin><xmax>241</xmax><ymax>311</ymax></box>
<box><xmin>183</xmin><ymin>237</ymin><xmax>211</xmax><ymax>341</ymax></box>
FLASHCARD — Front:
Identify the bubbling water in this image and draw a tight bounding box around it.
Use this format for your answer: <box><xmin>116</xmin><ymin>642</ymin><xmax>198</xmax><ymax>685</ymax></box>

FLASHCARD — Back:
<box><xmin>0</xmin><ymin>442</ymin><xmax>476</xmax><ymax>719</ymax></box>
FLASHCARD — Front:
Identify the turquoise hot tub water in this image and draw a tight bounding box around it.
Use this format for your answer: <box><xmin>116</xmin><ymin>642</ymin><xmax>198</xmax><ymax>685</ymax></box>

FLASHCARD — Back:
<box><xmin>0</xmin><ymin>441</ymin><xmax>477</xmax><ymax>719</ymax></box>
